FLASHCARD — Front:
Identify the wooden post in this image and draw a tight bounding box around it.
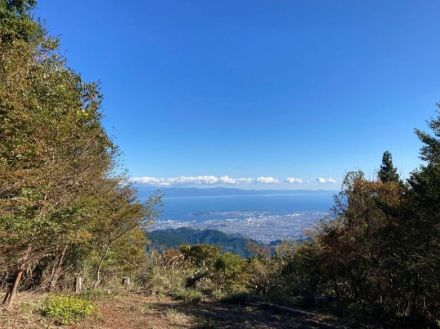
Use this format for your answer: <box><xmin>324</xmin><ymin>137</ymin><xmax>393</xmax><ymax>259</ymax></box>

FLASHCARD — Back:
<box><xmin>121</xmin><ymin>277</ymin><xmax>130</xmax><ymax>289</ymax></box>
<box><xmin>74</xmin><ymin>277</ymin><xmax>82</xmax><ymax>294</ymax></box>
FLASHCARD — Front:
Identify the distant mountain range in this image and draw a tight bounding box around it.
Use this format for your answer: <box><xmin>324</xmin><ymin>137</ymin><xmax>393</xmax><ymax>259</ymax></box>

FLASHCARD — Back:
<box><xmin>135</xmin><ymin>185</ymin><xmax>336</xmax><ymax>199</ymax></box>
<box><xmin>147</xmin><ymin>227</ymin><xmax>267</xmax><ymax>257</ymax></box>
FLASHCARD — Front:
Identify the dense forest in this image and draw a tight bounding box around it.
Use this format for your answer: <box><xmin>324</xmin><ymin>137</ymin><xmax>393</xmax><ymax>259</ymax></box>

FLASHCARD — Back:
<box><xmin>0</xmin><ymin>0</ymin><xmax>160</xmax><ymax>306</ymax></box>
<box><xmin>1</xmin><ymin>1</ymin><xmax>440</xmax><ymax>328</ymax></box>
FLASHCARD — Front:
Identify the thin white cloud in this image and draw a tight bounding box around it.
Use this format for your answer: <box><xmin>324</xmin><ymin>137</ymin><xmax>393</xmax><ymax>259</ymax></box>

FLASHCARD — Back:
<box><xmin>131</xmin><ymin>175</ymin><xmax>257</xmax><ymax>186</ymax></box>
<box><xmin>316</xmin><ymin>177</ymin><xmax>337</xmax><ymax>184</ymax></box>
<box><xmin>167</xmin><ymin>176</ymin><xmax>219</xmax><ymax>185</ymax></box>
<box><xmin>235</xmin><ymin>177</ymin><xmax>256</xmax><ymax>184</ymax></box>
<box><xmin>217</xmin><ymin>176</ymin><xmax>257</xmax><ymax>184</ymax></box>
<box><xmin>131</xmin><ymin>176</ymin><xmax>168</xmax><ymax>185</ymax></box>
<box><xmin>132</xmin><ymin>176</ymin><xmax>338</xmax><ymax>186</ymax></box>
<box><xmin>218</xmin><ymin>176</ymin><xmax>236</xmax><ymax>184</ymax></box>
<box><xmin>131</xmin><ymin>175</ymin><xmax>283</xmax><ymax>186</ymax></box>
<box><xmin>255</xmin><ymin>176</ymin><xmax>280</xmax><ymax>184</ymax></box>
<box><xmin>285</xmin><ymin>177</ymin><xmax>304</xmax><ymax>184</ymax></box>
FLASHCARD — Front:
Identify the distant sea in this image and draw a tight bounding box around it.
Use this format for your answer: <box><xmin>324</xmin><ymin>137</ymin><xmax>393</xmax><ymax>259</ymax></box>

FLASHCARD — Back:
<box><xmin>136</xmin><ymin>186</ymin><xmax>335</xmax><ymax>221</ymax></box>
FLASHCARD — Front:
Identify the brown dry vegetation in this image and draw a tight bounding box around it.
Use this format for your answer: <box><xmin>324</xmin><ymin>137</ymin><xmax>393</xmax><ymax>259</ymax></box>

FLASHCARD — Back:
<box><xmin>0</xmin><ymin>292</ymin><xmax>343</xmax><ymax>329</ymax></box>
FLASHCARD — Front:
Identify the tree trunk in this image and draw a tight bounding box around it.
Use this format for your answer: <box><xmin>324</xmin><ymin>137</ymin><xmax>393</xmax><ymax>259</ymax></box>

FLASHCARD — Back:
<box><xmin>3</xmin><ymin>245</ymin><xmax>31</xmax><ymax>308</ymax></box>
<box><xmin>4</xmin><ymin>270</ymin><xmax>24</xmax><ymax>308</ymax></box>
<box><xmin>48</xmin><ymin>244</ymin><xmax>68</xmax><ymax>291</ymax></box>
<box><xmin>94</xmin><ymin>244</ymin><xmax>110</xmax><ymax>289</ymax></box>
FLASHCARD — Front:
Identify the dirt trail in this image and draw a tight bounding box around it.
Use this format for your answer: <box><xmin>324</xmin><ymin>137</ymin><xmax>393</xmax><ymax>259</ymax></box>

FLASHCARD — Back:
<box><xmin>72</xmin><ymin>293</ymin><xmax>339</xmax><ymax>329</ymax></box>
<box><xmin>0</xmin><ymin>292</ymin><xmax>342</xmax><ymax>329</ymax></box>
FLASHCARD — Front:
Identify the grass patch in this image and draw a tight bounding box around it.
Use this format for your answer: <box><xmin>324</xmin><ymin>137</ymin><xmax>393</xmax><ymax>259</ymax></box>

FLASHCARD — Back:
<box><xmin>123</xmin><ymin>302</ymin><xmax>152</xmax><ymax>315</ymax></box>
<box><xmin>174</xmin><ymin>288</ymin><xmax>204</xmax><ymax>303</ymax></box>
<box><xmin>42</xmin><ymin>295</ymin><xmax>95</xmax><ymax>325</ymax></box>
<box><xmin>79</xmin><ymin>288</ymin><xmax>114</xmax><ymax>301</ymax></box>
<box><xmin>164</xmin><ymin>308</ymin><xmax>193</xmax><ymax>324</ymax></box>
<box><xmin>20</xmin><ymin>301</ymin><xmax>39</xmax><ymax>314</ymax></box>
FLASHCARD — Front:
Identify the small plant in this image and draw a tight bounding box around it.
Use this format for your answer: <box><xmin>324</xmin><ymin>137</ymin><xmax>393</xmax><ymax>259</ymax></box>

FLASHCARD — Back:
<box><xmin>210</xmin><ymin>289</ymin><xmax>227</xmax><ymax>300</ymax></box>
<box><xmin>42</xmin><ymin>295</ymin><xmax>95</xmax><ymax>325</ymax></box>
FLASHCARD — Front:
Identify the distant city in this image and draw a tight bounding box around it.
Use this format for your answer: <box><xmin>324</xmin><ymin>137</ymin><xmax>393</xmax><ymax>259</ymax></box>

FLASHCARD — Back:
<box><xmin>151</xmin><ymin>211</ymin><xmax>331</xmax><ymax>243</ymax></box>
<box><xmin>137</xmin><ymin>186</ymin><xmax>335</xmax><ymax>243</ymax></box>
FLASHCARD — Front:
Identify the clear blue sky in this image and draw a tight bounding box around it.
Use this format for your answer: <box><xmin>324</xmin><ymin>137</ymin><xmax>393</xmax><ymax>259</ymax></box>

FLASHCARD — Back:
<box><xmin>36</xmin><ymin>0</ymin><xmax>440</xmax><ymax>189</ymax></box>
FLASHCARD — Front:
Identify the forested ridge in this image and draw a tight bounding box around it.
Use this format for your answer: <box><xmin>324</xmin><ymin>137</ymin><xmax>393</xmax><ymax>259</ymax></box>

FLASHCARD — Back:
<box><xmin>1</xmin><ymin>2</ymin><xmax>440</xmax><ymax>328</ymax></box>
<box><xmin>148</xmin><ymin>228</ymin><xmax>265</xmax><ymax>257</ymax></box>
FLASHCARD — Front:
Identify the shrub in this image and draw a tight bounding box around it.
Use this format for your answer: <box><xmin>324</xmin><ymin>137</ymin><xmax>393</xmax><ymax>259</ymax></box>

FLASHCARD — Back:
<box><xmin>146</xmin><ymin>246</ymin><xmax>253</xmax><ymax>301</ymax></box>
<box><xmin>180</xmin><ymin>244</ymin><xmax>221</xmax><ymax>269</ymax></box>
<box><xmin>42</xmin><ymin>295</ymin><xmax>95</xmax><ymax>325</ymax></box>
<box><xmin>146</xmin><ymin>265</ymin><xmax>192</xmax><ymax>296</ymax></box>
<box><xmin>213</xmin><ymin>252</ymin><xmax>248</xmax><ymax>292</ymax></box>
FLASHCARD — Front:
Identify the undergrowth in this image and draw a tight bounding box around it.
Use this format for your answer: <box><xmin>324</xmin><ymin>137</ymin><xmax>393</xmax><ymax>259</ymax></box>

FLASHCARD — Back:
<box><xmin>42</xmin><ymin>295</ymin><xmax>95</xmax><ymax>325</ymax></box>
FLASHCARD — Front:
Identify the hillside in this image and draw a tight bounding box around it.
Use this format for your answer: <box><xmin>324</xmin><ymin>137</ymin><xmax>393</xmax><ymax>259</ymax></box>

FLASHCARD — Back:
<box><xmin>147</xmin><ymin>227</ymin><xmax>264</xmax><ymax>257</ymax></box>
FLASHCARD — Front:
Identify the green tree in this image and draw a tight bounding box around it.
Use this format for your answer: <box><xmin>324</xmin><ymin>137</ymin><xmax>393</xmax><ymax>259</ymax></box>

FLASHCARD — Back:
<box><xmin>0</xmin><ymin>0</ymin><xmax>160</xmax><ymax>305</ymax></box>
<box><xmin>378</xmin><ymin>151</ymin><xmax>400</xmax><ymax>183</ymax></box>
<box><xmin>0</xmin><ymin>0</ymin><xmax>42</xmax><ymax>43</ymax></box>
<box><xmin>0</xmin><ymin>15</ymin><xmax>120</xmax><ymax>298</ymax></box>
<box><xmin>401</xmin><ymin>105</ymin><xmax>440</xmax><ymax>321</ymax></box>
<box><xmin>90</xmin><ymin>184</ymin><xmax>160</xmax><ymax>288</ymax></box>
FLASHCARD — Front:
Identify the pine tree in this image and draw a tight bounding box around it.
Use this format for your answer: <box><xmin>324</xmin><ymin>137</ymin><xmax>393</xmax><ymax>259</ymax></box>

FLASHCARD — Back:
<box><xmin>397</xmin><ymin>106</ymin><xmax>440</xmax><ymax>320</ymax></box>
<box><xmin>378</xmin><ymin>151</ymin><xmax>400</xmax><ymax>183</ymax></box>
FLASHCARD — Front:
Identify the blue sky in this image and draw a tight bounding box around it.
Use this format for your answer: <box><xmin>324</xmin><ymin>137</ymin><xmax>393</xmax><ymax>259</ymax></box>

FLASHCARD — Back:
<box><xmin>36</xmin><ymin>1</ymin><xmax>440</xmax><ymax>189</ymax></box>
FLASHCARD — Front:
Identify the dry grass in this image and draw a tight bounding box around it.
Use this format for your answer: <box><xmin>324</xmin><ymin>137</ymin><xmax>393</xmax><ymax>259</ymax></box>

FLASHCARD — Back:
<box><xmin>0</xmin><ymin>292</ymin><xmax>53</xmax><ymax>329</ymax></box>
<box><xmin>164</xmin><ymin>308</ymin><xmax>194</xmax><ymax>325</ymax></box>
